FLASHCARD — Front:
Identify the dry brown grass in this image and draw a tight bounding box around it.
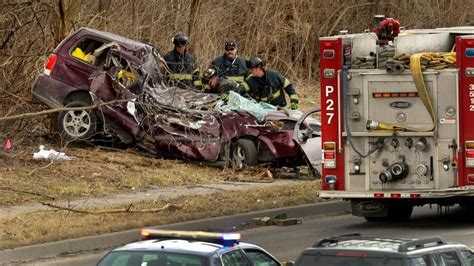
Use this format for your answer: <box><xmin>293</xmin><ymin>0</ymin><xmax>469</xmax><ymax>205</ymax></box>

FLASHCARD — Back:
<box><xmin>0</xmin><ymin>180</ymin><xmax>321</xmax><ymax>249</ymax></box>
<box><xmin>0</xmin><ymin>144</ymin><xmax>225</xmax><ymax>205</ymax></box>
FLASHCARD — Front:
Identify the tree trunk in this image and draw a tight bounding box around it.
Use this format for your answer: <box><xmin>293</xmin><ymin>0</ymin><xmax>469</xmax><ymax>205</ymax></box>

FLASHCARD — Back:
<box><xmin>187</xmin><ymin>0</ymin><xmax>201</xmax><ymax>53</ymax></box>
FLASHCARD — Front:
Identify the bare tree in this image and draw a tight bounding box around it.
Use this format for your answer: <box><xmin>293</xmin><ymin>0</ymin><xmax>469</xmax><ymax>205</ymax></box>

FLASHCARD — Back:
<box><xmin>2</xmin><ymin>0</ymin><xmax>474</xmax><ymax>142</ymax></box>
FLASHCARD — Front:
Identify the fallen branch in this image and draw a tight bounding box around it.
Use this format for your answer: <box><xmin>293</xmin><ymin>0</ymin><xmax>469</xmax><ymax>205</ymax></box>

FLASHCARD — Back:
<box><xmin>0</xmin><ymin>99</ymin><xmax>128</xmax><ymax>123</ymax></box>
<box><xmin>0</xmin><ymin>187</ymin><xmax>55</xmax><ymax>200</ymax></box>
<box><xmin>0</xmin><ymin>97</ymin><xmax>216</xmax><ymax>124</ymax></box>
<box><xmin>40</xmin><ymin>201</ymin><xmax>186</xmax><ymax>214</ymax></box>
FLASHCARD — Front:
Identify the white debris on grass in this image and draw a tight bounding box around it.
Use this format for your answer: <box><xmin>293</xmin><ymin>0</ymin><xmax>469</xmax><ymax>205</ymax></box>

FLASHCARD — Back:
<box><xmin>33</xmin><ymin>145</ymin><xmax>72</xmax><ymax>160</ymax></box>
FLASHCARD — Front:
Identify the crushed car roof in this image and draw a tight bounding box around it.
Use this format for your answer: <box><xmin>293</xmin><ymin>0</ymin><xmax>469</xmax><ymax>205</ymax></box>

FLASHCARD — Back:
<box><xmin>76</xmin><ymin>27</ymin><xmax>151</xmax><ymax>48</ymax></box>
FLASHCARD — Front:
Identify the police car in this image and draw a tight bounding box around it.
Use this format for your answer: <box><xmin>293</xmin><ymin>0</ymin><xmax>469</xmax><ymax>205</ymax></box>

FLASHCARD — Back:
<box><xmin>97</xmin><ymin>229</ymin><xmax>281</xmax><ymax>266</ymax></box>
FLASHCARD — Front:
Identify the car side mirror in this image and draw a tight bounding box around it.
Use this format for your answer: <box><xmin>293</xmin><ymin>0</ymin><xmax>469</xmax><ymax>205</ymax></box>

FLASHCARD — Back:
<box><xmin>281</xmin><ymin>261</ymin><xmax>294</xmax><ymax>266</ymax></box>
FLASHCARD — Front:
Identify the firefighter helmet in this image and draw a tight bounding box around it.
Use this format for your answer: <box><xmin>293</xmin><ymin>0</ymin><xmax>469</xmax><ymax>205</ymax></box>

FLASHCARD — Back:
<box><xmin>202</xmin><ymin>68</ymin><xmax>217</xmax><ymax>84</ymax></box>
<box><xmin>246</xmin><ymin>57</ymin><xmax>264</xmax><ymax>68</ymax></box>
<box><xmin>225</xmin><ymin>40</ymin><xmax>237</xmax><ymax>50</ymax></box>
<box><xmin>172</xmin><ymin>34</ymin><xmax>189</xmax><ymax>46</ymax></box>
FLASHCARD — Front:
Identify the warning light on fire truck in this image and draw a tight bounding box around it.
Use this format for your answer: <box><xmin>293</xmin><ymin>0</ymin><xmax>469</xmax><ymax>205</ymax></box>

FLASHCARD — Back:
<box><xmin>465</xmin><ymin>141</ymin><xmax>474</xmax><ymax>168</ymax></box>
<box><xmin>323</xmin><ymin>142</ymin><xmax>336</xmax><ymax>169</ymax></box>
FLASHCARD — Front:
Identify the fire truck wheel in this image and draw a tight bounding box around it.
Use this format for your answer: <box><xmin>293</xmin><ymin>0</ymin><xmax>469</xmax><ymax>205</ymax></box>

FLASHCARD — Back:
<box><xmin>388</xmin><ymin>205</ymin><xmax>413</xmax><ymax>221</ymax></box>
<box><xmin>387</xmin><ymin>204</ymin><xmax>413</xmax><ymax>221</ymax></box>
<box><xmin>364</xmin><ymin>204</ymin><xmax>413</xmax><ymax>222</ymax></box>
<box><xmin>231</xmin><ymin>139</ymin><xmax>258</xmax><ymax>169</ymax></box>
<box><xmin>364</xmin><ymin>216</ymin><xmax>388</xmax><ymax>222</ymax></box>
<box><xmin>58</xmin><ymin>101</ymin><xmax>97</xmax><ymax>141</ymax></box>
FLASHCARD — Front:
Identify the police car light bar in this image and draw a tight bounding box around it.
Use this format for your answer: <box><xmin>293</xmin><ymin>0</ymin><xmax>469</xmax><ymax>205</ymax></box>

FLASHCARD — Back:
<box><xmin>141</xmin><ymin>229</ymin><xmax>241</xmax><ymax>246</ymax></box>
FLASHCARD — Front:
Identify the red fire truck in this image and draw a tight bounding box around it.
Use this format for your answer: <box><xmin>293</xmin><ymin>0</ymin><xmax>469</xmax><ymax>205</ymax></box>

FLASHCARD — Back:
<box><xmin>318</xmin><ymin>27</ymin><xmax>474</xmax><ymax>220</ymax></box>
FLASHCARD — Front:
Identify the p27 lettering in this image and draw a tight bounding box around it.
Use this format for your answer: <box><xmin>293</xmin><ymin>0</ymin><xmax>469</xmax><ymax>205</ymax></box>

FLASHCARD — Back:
<box><xmin>325</xmin><ymin>85</ymin><xmax>335</xmax><ymax>124</ymax></box>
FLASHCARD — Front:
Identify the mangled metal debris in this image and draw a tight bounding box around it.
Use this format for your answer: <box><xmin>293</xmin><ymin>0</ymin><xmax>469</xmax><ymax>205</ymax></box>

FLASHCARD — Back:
<box><xmin>31</xmin><ymin>28</ymin><xmax>322</xmax><ymax>171</ymax></box>
<box><xmin>251</xmin><ymin>213</ymin><xmax>302</xmax><ymax>226</ymax></box>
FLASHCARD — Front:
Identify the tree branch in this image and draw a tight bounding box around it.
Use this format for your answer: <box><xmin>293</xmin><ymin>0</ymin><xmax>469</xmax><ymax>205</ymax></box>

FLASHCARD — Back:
<box><xmin>0</xmin><ymin>99</ymin><xmax>128</xmax><ymax>123</ymax></box>
<box><xmin>40</xmin><ymin>201</ymin><xmax>186</xmax><ymax>214</ymax></box>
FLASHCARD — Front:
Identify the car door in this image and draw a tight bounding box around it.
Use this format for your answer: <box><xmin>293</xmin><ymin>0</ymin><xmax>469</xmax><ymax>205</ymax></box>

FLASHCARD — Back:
<box><xmin>431</xmin><ymin>251</ymin><xmax>462</xmax><ymax>266</ymax></box>
<box><xmin>241</xmin><ymin>248</ymin><xmax>280</xmax><ymax>266</ymax></box>
<box><xmin>458</xmin><ymin>249</ymin><xmax>474</xmax><ymax>266</ymax></box>
<box><xmin>221</xmin><ymin>250</ymin><xmax>250</xmax><ymax>266</ymax></box>
<box><xmin>292</xmin><ymin>108</ymin><xmax>322</xmax><ymax>176</ymax></box>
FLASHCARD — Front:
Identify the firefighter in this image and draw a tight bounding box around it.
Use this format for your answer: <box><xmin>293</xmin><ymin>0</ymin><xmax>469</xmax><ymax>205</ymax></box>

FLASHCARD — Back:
<box><xmin>201</xmin><ymin>68</ymin><xmax>247</xmax><ymax>100</ymax></box>
<box><xmin>371</xmin><ymin>17</ymin><xmax>401</xmax><ymax>45</ymax></box>
<box><xmin>163</xmin><ymin>33</ymin><xmax>201</xmax><ymax>89</ymax></box>
<box><xmin>209</xmin><ymin>40</ymin><xmax>248</xmax><ymax>84</ymax></box>
<box><xmin>244</xmin><ymin>57</ymin><xmax>299</xmax><ymax>110</ymax></box>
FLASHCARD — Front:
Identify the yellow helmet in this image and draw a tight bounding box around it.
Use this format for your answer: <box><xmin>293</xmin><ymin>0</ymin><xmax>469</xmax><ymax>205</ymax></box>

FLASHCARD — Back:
<box><xmin>202</xmin><ymin>68</ymin><xmax>217</xmax><ymax>84</ymax></box>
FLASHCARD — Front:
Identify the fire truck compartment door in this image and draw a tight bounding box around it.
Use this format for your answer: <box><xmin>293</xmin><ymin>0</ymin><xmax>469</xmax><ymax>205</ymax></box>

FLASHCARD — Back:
<box><xmin>365</xmin><ymin>74</ymin><xmax>435</xmax><ymax>128</ymax></box>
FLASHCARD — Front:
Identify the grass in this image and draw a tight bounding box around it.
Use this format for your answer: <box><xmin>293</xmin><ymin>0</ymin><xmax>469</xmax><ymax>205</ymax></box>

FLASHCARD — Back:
<box><xmin>0</xmin><ymin>181</ymin><xmax>322</xmax><ymax>249</ymax></box>
<box><xmin>0</xmin><ymin>145</ymin><xmax>225</xmax><ymax>205</ymax></box>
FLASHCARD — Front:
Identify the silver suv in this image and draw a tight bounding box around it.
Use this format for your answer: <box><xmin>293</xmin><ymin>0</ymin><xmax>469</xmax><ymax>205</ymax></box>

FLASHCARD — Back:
<box><xmin>294</xmin><ymin>234</ymin><xmax>474</xmax><ymax>266</ymax></box>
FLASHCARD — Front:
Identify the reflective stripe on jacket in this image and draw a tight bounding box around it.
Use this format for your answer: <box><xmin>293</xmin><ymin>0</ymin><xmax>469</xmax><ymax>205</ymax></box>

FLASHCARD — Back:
<box><xmin>245</xmin><ymin>69</ymin><xmax>298</xmax><ymax>107</ymax></box>
<box><xmin>210</xmin><ymin>55</ymin><xmax>247</xmax><ymax>84</ymax></box>
<box><xmin>163</xmin><ymin>49</ymin><xmax>200</xmax><ymax>89</ymax></box>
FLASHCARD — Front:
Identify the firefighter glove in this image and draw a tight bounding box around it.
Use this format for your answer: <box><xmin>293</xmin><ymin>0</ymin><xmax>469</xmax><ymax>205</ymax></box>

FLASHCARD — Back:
<box><xmin>221</xmin><ymin>93</ymin><xmax>229</xmax><ymax>102</ymax></box>
<box><xmin>291</xmin><ymin>102</ymin><xmax>298</xmax><ymax>110</ymax></box>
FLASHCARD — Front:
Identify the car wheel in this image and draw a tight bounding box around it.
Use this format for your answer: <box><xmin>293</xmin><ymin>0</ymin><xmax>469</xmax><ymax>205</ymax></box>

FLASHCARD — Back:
<box><xmin>231</xmin><ymin>139</ymin><xmax>258</xmax><ymax>169</ymax></box>
<box><xmin>58</xmin><ymin>101</ymin><xmax>97</xmax><ymax>140</ymax></box>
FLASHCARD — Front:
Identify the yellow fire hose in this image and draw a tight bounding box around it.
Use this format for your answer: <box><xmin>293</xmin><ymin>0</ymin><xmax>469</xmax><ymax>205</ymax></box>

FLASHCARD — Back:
<box><xmin>368</xmin><ymin>51</ymin><xmax>456</xmax><ymax>132</ymax></box>
<box><xmin>408</xmin><ymin>53</ymin><xmax>437</xmax><ymax>132</ymax></box>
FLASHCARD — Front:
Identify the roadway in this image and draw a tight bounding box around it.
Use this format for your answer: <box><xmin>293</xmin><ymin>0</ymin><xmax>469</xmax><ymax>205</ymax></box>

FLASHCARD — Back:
<box><xmin>245</xmin><ymin>205</ymin><xmax>474</xmax><ymax>261</ymax></box>
<box><xmin>31</xmin><ymin>204</ymin><xmax>474</xmax><ymax>265</ymax></box>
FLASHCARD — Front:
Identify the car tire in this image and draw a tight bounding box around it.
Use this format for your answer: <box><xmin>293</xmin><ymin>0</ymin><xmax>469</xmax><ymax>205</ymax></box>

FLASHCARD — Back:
<box><xmin>58</xmin><ymin>101</ymin><xmax>97</xmax><ymax>141</ymax></box>
<box><xmin>231</xmin><ymin>139</ymin><xmax>258</xmax><ymax>169</ymax></box>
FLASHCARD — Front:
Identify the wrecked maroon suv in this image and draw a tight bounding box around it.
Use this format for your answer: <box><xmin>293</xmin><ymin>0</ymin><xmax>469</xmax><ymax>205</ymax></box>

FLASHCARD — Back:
<box><xmin>31</xmin><ymin>27</ymin><xmax>321</xmax><ymax>172</ymax></box>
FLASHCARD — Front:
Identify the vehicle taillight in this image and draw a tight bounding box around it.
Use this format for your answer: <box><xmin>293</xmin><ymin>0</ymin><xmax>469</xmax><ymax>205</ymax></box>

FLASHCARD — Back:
<box><xmin>324</xmin><ymin>151</ymin><xmax>335</xmax><ymax>159</ymax></box>
<box><xmin>465</xmin><ymin>141</ymin><xmax>474</xmax><ymax>168</ymax></box>
<box><xmin>323</xmin><ymin>142</ymin><xmax>336</xmax><ymax>169</ymax></box>
<box><xmin>336</xmin><ymin>251</ymin><xmax>368</xmax><ymax>258</ymax></box>
<box><xmin>44</xmin><ymin>54</ymin><xmax>57</xmax><ymax>76</ymax></box>
<box><xmin>323</xmin><ymin>49</ymin><xmax>335</xmax><ymax>59</ymax></box>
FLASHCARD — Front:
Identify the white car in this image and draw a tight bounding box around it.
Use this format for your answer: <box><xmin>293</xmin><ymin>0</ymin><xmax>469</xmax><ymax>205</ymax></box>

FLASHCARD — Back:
<box><xmin>97</xmin><ymin>229</ymin><xmax>281</xmax><ymax>266</ymax></box>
